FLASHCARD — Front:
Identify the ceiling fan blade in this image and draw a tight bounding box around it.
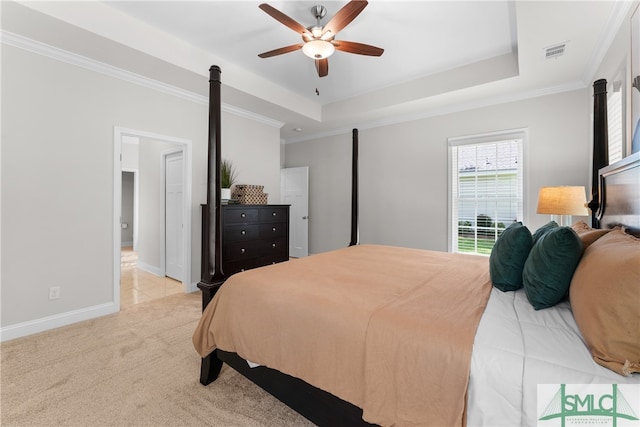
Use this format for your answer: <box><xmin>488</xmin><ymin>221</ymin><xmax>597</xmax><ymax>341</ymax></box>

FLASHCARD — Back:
<box><xmin>322</xmin><ymin>0</ymin><xmax>368</xmax><ymax>39</ymax></box>
<box><xmin>258</xmin><ymin>44</ymin><xmax>304</xmax><ymax>58</ymax></box>
<box><xmin>315</xmin><ymin>58</ymin><xmax>329</xmax><ymax>77</ymax></box>
<box><xmin>259</xmin><ymin>3</ymin><xmax>312</xmax><ymax>38</ymax></box>
<box><xmin>333</xmin><ymin>40</ymin><xmax>384</xmax><ymax>56</ymax></box>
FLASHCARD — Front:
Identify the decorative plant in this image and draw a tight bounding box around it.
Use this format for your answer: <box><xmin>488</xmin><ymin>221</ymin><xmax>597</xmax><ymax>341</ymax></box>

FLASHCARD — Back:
<box><xmin>220</xmin><ymin>158</ymin><xmax>238</xmax><ymax>188</ymax></box>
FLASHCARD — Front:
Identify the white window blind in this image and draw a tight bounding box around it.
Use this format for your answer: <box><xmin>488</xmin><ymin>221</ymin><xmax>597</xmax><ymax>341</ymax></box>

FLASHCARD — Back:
<box><xmin>607</xmin><ymin>83</ymin><xmax>623</xmax><ymax>163</ymax></box>
<box><xmin>448</xmin><ymin>130</ymin><xmax>525</xmax><ymax>255</ymax></box>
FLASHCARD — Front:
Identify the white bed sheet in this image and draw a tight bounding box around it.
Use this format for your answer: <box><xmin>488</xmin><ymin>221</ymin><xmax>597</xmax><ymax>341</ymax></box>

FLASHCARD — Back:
<box><xmin>467</xmin><ymin>287</ymin><xmax>639</xmax><ymax>426</ymax></box>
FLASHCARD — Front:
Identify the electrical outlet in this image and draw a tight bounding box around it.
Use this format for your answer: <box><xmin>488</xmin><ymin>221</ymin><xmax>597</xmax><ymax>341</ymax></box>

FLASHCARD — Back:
<box><xmin>49</xmin><ymin>286</ymin><xmax>60</xmax><ymax>300</ymax></box>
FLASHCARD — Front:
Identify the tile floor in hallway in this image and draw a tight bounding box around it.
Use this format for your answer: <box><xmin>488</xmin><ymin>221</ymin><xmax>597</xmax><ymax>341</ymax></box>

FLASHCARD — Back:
<box><xmin>120</xmin><ymin>246</ymin><xmax>183</xmax><ymax>309</ymax></box>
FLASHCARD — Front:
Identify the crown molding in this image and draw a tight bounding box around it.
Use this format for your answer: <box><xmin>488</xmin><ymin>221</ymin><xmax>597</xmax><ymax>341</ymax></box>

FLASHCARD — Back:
<box><xmin>222</xmin><ymin>103</ymin><xmax>284</xmax><ymax>129</ymax></box>
<box><xmin>285</xmin><ymin>80</ymin><xmax>587</xmax><ymax>144</ymax></box>
<box><xmin>1</xmin><ymin>30</ymin><xmax>284</xmax><ymax>129</ymax></box>
<box><xmin>582</xmin><ymin>0</ymin><xmax>636</xmax><ymax>85</ymax></box>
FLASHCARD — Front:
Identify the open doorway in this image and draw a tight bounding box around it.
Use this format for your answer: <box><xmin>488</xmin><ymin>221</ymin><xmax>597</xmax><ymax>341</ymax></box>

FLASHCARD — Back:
<box><xmin>113</xmin><ymin>127</ymin><xmax>193</xmax><ymax>312</ymax></box>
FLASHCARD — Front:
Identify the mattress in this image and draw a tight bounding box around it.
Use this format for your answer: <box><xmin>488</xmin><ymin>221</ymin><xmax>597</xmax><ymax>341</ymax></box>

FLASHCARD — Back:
<box><xmin>467</xmin><ymin>287</ymin><xmax>639</xmax><ymax>426</ymax></box>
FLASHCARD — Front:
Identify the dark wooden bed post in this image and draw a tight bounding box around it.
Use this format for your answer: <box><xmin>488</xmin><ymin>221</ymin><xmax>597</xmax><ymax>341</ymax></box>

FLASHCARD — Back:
<box><xmin>588</xmin><ymin>78</ymin><xmax>609</xmax><ymax>228</ymax></box>
<box><xmin>198</xmin><ymin>65</ymin><xmax>225</xmax><ymax>385</ymax></box>
<box><xmin>349</xmin><ymin>128</ymin><xmax>359</xmax><ymax>246</ymax></box>
<box><xmin>198</xmin><ymin>65</ymin><xmax>225</xmax><ymax>306</ymax></box>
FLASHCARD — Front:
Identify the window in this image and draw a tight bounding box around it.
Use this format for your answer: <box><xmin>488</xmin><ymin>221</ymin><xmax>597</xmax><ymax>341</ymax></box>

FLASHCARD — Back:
<box><xmin>448</xmin><ymin>129</ymin><xmax>526</xmax><ymax>255</ymax></box>
<box><xmin>607</xmin><ymin>80</ymin><xmax>623</xmax><ymax>163</ymax></box>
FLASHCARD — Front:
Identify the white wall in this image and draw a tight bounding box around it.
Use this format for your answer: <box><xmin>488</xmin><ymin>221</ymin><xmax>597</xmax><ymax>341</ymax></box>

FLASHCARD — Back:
<box><xmin>285</xmin><ymin>89</ymin><xmax>590</xmax><ymax>254</ymax></box>
<box><xmin>1</xmin><ymin>44</ymin><xmax>281</xmax><ymax>338</ymax></box>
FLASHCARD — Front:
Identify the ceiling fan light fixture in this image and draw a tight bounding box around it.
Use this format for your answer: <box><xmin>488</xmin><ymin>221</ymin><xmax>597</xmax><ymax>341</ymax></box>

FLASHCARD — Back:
<box><xmin>311</xmin><ymin>26</ymin><xmax>323</xmax><ymax>38</ymax></box>
<box><xmin>258</xmin><ymin>1</ymin><xmax>382</xmax><ymax>77</ymax></box>
<box><xmin>302</xmin><ymin>39</ymin><xmax>335</xmax><ymax>59</ymax></box>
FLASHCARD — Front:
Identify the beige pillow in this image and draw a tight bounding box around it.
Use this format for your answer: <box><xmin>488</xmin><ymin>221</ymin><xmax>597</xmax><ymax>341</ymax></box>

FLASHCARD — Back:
<box><xmin>571</xmin><ymin>221</ymin><xmax>610</xmax><ymax>248</ymax></box>
<box><xmin>570</xmin><ymin>229</ymin><xmax>640</xmax><ymax>376</ymax></box>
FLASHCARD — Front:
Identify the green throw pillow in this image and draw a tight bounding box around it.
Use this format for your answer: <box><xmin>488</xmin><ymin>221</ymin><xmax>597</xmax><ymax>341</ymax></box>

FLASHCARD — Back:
<box><xmin>523</xmin><ymin>226</ymin><xmax>583</xmax><ymax>310</ymax></box>
<box><xmin>532</xmin><ymin>220</ymin><xmax>558</xmax><ymax>244</ymax></box>
<box><xmin>490</xmin><ymin>222</ymin><xmax>533</xmax><ymax>291</ymax></box>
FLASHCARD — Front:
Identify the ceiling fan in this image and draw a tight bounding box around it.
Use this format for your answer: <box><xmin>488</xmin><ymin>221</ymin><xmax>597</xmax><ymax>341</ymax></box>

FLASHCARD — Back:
<box><xmin>258</xmin><ymin>1</ymin><xmax>384</xmax><ymax>78</ymax></box>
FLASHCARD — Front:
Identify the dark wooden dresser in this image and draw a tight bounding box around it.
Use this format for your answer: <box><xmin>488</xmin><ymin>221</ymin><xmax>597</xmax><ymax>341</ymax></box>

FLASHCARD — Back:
<box><xmin>221</xmin><ymin>204</ymin><xmax>290</xmax><ymax>276</ymax></box>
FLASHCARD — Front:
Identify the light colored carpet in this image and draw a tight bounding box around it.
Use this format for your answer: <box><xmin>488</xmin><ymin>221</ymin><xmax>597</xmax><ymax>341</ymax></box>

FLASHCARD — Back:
<box><xmin>0</xmin><ymin>292</ymin><xmax>313</xmax><ymax>426</ymax></box>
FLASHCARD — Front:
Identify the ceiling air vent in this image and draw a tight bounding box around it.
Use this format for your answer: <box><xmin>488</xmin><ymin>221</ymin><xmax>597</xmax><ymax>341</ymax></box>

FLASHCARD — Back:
<box><xmin>544</xmin><ymin>42</ymin><xmax>568</xmax><ymax>60</ymax></box>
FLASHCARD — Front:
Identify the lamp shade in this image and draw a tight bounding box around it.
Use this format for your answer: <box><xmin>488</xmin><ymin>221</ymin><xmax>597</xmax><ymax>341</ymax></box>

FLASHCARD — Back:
<box><xmin>536</xmin><ymin>186</ymin><xmax>588</xmax><ymax>216</ymax></box>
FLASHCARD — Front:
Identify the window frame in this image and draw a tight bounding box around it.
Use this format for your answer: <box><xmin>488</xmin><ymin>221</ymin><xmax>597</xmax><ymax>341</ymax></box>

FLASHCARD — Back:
<box><xmin>447</xmin><ymin>128</ymin><xmax>529</xmax><ymax>255</ymax></box>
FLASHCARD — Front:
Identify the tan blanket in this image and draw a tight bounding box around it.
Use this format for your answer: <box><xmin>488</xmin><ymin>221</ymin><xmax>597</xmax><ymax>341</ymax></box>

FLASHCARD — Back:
<box><xmin>193</xmin><ymin>244</ymin><xmax>491</xmax><ymax>426</ymax></box>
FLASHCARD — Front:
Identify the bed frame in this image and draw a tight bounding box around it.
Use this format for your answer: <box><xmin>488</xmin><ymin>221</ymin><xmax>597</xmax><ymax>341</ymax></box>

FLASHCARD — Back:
<box><xmin>196</xmin><ymin>69</ymin><xmax>639</xmax><ymax>426</ymax></box>
<box><xmin>196</xmin><ymin>65</ymin><xmax>371</xmax><ymax>426</ymax></box>
<box><xmin>597</xmin><ymin>151</ymin><xmax>640</xmax><ymax>235</ymax></box>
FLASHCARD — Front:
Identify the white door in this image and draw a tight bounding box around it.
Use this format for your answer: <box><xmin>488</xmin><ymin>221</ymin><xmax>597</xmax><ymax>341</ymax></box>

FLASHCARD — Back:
<box><xmin>165</xmin><ymin>151</ymin><xmax>183</xmax><ymax>280</ymax></box>
<box><xmin>281</xmin><ymin>167</ymin><xmax>309</xmax><ymax>257</ymax></box>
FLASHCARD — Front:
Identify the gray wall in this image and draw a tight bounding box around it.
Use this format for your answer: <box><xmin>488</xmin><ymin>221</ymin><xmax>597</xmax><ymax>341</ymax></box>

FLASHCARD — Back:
<box><xmin>1</xmin><ymin>44</ymin><xmax>281</xmax><ymax>333</ymax></box>
<box><xmin>284</xmin><ymin>3</ymin><xmax>639</xmax><ymax>256</ymax></box>
<box><xmin>285</xmin><ymin>89</ymin><xmax>590</xmax><ymax>254</ymax></box>
<box><xmin>2</xmin><ymin>0</ymin><xmax>635</xmax><ymax>339</ymax></box>
<box><xmin>121</xmin><ymin>172</ymin><xmax>134</xmax><ymax>246</ymax></box>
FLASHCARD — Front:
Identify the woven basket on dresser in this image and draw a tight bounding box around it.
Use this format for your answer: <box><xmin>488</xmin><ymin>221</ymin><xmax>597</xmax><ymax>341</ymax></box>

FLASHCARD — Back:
<box><xmin>233</xmin><ymin>184</ymin><xmax>268</xmax><ymax>204</ymax></box>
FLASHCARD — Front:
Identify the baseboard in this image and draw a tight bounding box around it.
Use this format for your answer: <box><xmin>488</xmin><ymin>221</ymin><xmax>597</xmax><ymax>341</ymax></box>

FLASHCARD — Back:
<box><xmin>121</xmin><ymin>241</ymin><xmax>133</xmax><ymax>247</ymax></box>
<box><xmin>187</xmin><ymin>281</ymin><xmax>199</xmax><ymax>293</ymax></box>
<box><xmin>136</xmin><ymin>261</ymin><xmax>163</xmax><ymax>277</ymax></box>
<box><xmin>0</xmin><ymin>302</ymin><xmax>115</xmax><ymax>342</ymax></box>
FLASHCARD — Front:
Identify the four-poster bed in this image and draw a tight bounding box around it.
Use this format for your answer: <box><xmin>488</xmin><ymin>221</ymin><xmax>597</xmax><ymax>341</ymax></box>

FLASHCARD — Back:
<box><xmin>193</xmin><ymin>67</ymin><xmax>639</xmax><ymax>426</ymax></box>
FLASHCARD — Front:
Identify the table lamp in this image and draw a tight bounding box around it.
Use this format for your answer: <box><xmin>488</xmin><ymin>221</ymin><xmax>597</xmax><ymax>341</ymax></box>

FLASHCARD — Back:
<box><xmin>536</xmin><ymin>186</ymin><xmax>588</xmax><ymax>226</ymax></box>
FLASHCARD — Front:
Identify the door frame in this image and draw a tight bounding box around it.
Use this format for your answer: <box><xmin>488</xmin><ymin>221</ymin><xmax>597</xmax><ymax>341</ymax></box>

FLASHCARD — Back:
<box><xmin>113</xmin><ymin>126</ymin><xmax>193</xmax><ymax>313</ymax></box>
<box><xmin>161</xmin><ymin>148</ymin><xmax>184</xmax><ymax>281</ymax></box>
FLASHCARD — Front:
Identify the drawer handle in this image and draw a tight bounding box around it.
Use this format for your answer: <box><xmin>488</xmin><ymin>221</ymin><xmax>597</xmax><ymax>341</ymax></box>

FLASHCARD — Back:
<box><xmin>240</xmin><ymin>248</ymin><xmax>246</xmax><ymax>254</ymax></box>
<box><xmin>241</xmin><ymin>213</ymin><xmax>246</xmax><ymax>218</ymax></box>
<box><xmin>272</xmin><ymin>227</ymin><xmax>277</xmax><ymax>232</ymax></box>
<box><xmin>241</xmin><ymin>230</ymin><xmax>246</xmax><ymax>235</ymax></box>
<box><xmin>272</xmin><ymin>212</ymin><xmax>277</xmax><ymax>216</ymax></box>
<box><xmin>272</xmin><ymin>243</ymin><xmax>276</xmax><ymax>248</ymax></box>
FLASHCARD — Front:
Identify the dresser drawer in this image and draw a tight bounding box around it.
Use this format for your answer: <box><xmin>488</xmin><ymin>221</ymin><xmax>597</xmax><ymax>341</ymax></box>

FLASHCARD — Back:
<box><xmin>259</xmin><ymin>237</ymin><xmax>288</xmax><ymax>257</ymax></box>
<box><xmin>259</xmin><ymin>206</ymin><xmax>288</xmax><ymax>223</ymax></box>
<box><xmin>219</xmin><ymin>204</ymin><xmax>290</xmax><ymax>278</ymax></box>
<box><xmin>224</xmin><ymin>224</ymin><xmax>260</xmax><ymax>242</ymax></box>
<box><xmin>258</xmin><ymin>254</ymin><xmax>289</xmax><ymax>267</ymax></box>
<box><xmin>223</xmin><ymin>240</ymin><xmax>261</xmax><ymax>262</ymax></box>
<box><xmin>223</xmin><ymin>207</ymin><xmax>259</xmax><ymax>224</ymax></box>
<box><xmin>223</xmin><ymin>258</ymin><xmax>260</xmax><ymax>276</ymax></box>
<box><xmin>258</xmin><ymin>222</ymin><xmax>288</xmax><ymax>239</ymax></box>
<box><xmin>267</xmin><ymin>250</ymin><xmax>289</xmax><ymax>263</ymax></box>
